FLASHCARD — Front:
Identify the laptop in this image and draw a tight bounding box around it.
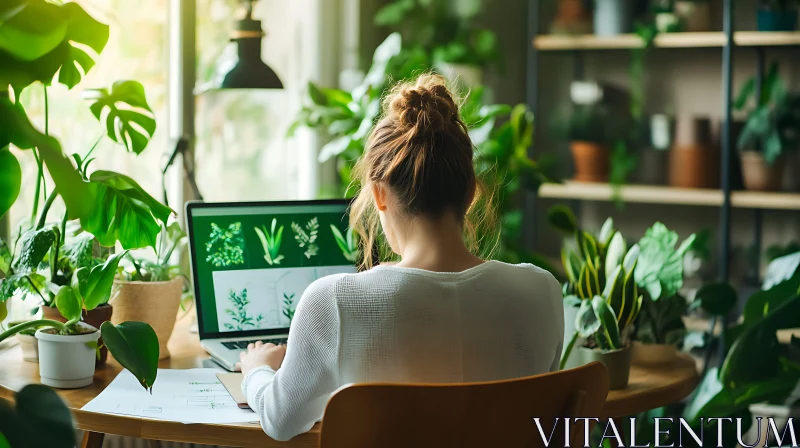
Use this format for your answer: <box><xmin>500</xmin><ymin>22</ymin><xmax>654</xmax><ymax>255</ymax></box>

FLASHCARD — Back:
<box><xmin>186</xmin><ymin>199</ymin><xmax>357</xmax><ymax>371</ymax></box>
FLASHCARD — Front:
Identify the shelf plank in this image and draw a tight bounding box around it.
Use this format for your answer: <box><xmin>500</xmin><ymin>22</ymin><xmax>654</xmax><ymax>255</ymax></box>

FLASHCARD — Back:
<box><xmin>534</xmin><ymin>31</ymin><xmax>800</xmax><ymax>50</ymax></box>
<box><xmin>735</xmin><ymin>31</ymin><xmax>800</xmax><ymax>46</ymax></box>
<box><xmin>538</xmin><ymin>181</ymin><xmax>800</xmax><ymax>210</ymax></box>
<box><xmin>538</xmin><ymin>181</ymin><xmax>723</xmax><ymax>206</ymax></box>
<box><xmin>731</xmin><ymin>190</ymin><xmax>800</xmax><ymax>210</ymax></box>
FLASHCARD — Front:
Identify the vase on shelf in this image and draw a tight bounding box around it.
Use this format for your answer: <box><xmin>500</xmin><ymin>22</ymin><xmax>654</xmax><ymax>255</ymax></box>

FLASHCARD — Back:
<box><xmin>570</xmin><ymin>141</ymin><xmax>610</xmax><ymax>182</ymax></box>
<box><xmin>593</xmin><ymin>0</ymin><xmax>632</xmax><ymax>36</ymax></box>
<box><xmin>757</xmin><ymin>7</ymin><xmax>798</xmax><ymax>32</ymax></box>
<box><xmin>669</xmin><ymin>116</ymin><xmax>716</xmax><ymax>188</ymax></box>
<box><xmin>635</xmin><ymin>114</ymin><xmax>673</xmax><ymax>185</ymax></box>
<box><xmin>551</xmin><ymin>0</ymin><xmax>593</xmax><ymax>34</ymax></box>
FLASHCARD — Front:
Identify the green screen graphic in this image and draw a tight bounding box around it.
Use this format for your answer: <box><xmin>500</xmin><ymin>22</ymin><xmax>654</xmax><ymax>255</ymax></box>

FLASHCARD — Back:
<box><xmin>190</xmin><ymin>205</ymin><xmax>357</xmax><ymax>334</ymax></box>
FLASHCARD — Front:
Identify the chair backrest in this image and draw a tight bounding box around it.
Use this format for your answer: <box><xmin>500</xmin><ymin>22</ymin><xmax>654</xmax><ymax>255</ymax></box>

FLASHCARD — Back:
<box><xmin>320</xmin><ymin>362</ymin><xmax>609</xmax><ymax>448</ymax></box>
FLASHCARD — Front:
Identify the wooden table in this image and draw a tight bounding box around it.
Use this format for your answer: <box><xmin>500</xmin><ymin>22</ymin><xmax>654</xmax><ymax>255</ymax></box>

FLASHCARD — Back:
<box><xmin>0</xmin><ymin>315</ymin><xmax>697</xmax><ymax>448</ymax></box>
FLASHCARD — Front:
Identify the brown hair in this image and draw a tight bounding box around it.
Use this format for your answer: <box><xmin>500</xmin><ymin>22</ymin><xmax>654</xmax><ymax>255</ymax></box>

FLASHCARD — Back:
<box><xmin>349</xmin><ymin>73</ymin><xmax>497</xmax><ymax>269</ymax></box>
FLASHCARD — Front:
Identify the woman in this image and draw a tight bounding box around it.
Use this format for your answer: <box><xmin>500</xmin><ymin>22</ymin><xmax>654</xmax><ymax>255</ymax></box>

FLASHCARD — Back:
<box><xmin>239</xmin><ymin>74</ymin><xmax>564</xmax><ymax>441</ymax></box>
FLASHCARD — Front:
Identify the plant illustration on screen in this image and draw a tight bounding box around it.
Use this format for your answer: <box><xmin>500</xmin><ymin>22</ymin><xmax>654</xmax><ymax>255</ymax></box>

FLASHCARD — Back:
<box><xmin>223</xmin><ymin>288</ymin><xmax>260</xmax><ymax>331</ymax></box>
<box><xmin>205</xmin><ymin>222</ymin><xmax>245</xmax><ymax>267</ymax></box>
<box><xmin>330</xmin><ymin>225</ymin><xmax>360</xmax><ymax>262</ymax></box>
<box><xmin>282</xmin><ymin>293</ymin><xmax>296</xmax><ymax>323</ymax></box>
<box><xmin>254</xmin><ymin>218</ymin><xmax>285</xmax><ymax>265</ymax></box>
<box><xmin>291</xmin><ymin>217</ymin><xmax>319</xmax><ymax>259</ymax></box>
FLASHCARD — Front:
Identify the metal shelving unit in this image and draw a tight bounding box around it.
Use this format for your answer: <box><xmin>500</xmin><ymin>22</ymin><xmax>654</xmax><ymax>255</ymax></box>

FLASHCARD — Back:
<box><xmin>526</xmin><ymin>0</ymin><xmax>800</xmax><ymax>365</ymax></box>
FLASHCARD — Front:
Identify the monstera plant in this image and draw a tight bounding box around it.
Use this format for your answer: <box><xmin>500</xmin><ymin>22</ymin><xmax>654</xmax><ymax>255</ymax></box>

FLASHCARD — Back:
<box><xmin>0</xmin><ymin>0</ymin><xmax>162</xmax><ymax>391</ymax></box>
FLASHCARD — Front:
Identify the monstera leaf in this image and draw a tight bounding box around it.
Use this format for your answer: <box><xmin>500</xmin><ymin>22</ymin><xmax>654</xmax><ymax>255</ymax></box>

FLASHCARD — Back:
<box><xmin>0</xmin><ymin>1</ymin><xmax>108</xmax><ymax>90</ymax></box>
<box><xmin>87</xmin><ymin>81</ymin><xmax>156</xmax><ymax>155</ymax></box>
<box><xmin>83</xmin><ymin>171</ymin><xmax>172</xmax><ymax>249</ymax></box>
<box><xmin>101</xmin><ymin>321</ymin><xmax>159</xmax><ymax>392</ymax></box>
<box><xmin>0</xmin><ymin>147</ymin><xmax>21</xmax><ymax>219</ymax></box>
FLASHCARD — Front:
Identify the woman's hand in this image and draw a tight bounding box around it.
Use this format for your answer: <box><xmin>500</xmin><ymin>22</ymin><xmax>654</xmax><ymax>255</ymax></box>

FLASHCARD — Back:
<box><xmin>237</xmin><ymin>341</ymin><xmax>287</xmax><ymax>375</ymax></box>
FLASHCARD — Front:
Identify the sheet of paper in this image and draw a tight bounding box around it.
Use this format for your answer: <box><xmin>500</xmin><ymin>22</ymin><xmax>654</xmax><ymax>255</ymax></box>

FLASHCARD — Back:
<box><xmin>82</xmin><ymin>368</ymin><xmax>259</xmax><ymax>424</ymax></box>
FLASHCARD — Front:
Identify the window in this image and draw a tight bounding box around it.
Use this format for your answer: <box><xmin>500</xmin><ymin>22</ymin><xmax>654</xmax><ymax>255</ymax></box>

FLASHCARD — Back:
<box><xmin>194</xmin><ymin>0</ymin><xmax>321</xmax><ymax>202</ymax></box>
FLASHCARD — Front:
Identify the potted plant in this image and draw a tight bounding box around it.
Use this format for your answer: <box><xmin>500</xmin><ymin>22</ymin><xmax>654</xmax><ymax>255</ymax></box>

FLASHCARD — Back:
<box><xmin>549</xmin><ymin>206</ymin><xmax>642</xmax><ymax>388</ymax></box>
<box><xmin>561</xmin><ymin>247</ymin><xmax>642</xmax><ymax>390</ymax></box>
<box><xmin>0</xmin><ymin>1</ymin><xmax>164</xmax><ymax>391</ymax></box>
<box><xmin>757</xmin><ymin>0</ymin><xmax>799</xmax><ymax>31</ymax></box>
<box><xmin>114</xmin><ymin>222</ymin><xmax>191</xmax><ymax>360</ymax></box>
<box><xmin>735</xmin><ymin>62</ymin><xmax>800</xmax><ymax>191</ymax></box>
<box><xmin>552</xmin><ymin>104</ymin><xmax>617</xmax><ymax>182</ymax></box>
<box><xmin>631</xmin><ymin>223</ymin><xmax>696</xmax><ymax>364</ymax></box>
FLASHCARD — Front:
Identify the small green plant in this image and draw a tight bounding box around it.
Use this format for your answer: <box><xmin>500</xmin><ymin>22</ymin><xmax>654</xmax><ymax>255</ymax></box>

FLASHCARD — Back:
<box><xmin>254</xmin><ymin>219</ymin><xmax>284</xmax><ymax>265</ymax></box>
<box><xmin>282</xmin><ymin>293</ymin><xmax>296</xmax><ymax>322</ymax></box>
<box><xmin>205</xmin><ymin>222</ymin><xmax>245</xmax><ymax>267</ymax></box>
<box><xmin>330</xmin><ymin>225</ymin><xmax>359</xmax><ymax>263</ymax></box>
<box><xmin>223</xmin><ymin>288</ymin><xmax>259</xmax><ymax>331</ymax></box>
<box><xmin>292</xmin><ymin>218</ymin><xmax>319</xmax><ymax>259</ymax></box>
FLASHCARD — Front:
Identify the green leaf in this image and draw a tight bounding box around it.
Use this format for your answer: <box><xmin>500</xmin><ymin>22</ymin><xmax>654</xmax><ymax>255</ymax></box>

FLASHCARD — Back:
<box><xmin>0</xmin><ymin>299</ymin><xmax>6</xmax><ymax>322</ymax></box>
<box><xmin>0</xmin><ymin>146</ymin><xmax>21</xmax><ymax>219</ymax></box>
<box><xmin>0</xmin><ymin>384</ymin><xmax>74</xmax><ymax>448</ymax></box>
<box><xmin>318</xmin><ymin>136</ymin><xmax>353</xmax><ymax>163</ymax></box>
<box><xmin>634</xmin><ymin>223</ymin><xmax>694</xmax><ymax>301</ymax></box>
<box><xmin>604</xmin><ymin>232</ymin><xmax>626</xmax><ymax>280</ymax></box>
<box><xmin>54</xmin><ymin>285</ymin><xmax>81</xmax><ymax>322</ymax></box>
<box><xmin>83</xmin><ymin>170</ymin><xmax>172</xmax><ymax>249</ymax></box>
<box><xmin>374</xmin><ymin>0</ymin><xmax>415</xmax><ymax>26</ymax></box>
<box><xmin>75</xmin><ymin>250</ymin><xmax>127</xmax><ymax>310</ymax></box>
<box><xmin>12</xmin><ymin>226</ymin><xmax>58</xmax><ymax>274</ymax></box>
<box><xmin>62</xmin><ymin>231</ymin><xmax>95</xmax><ymax>270</ymax></box>
<box><xmin>101</xmin><ymin>321</ymin><xmax>159</xmax><ymax>392</ymax></box>
<box><xmin>575</xmin><ymin>298</ymin><xmax>600</xmax><ymax>338</ymax></box>
<box><xmin>734</xmin><ymin>77</ymin><xmax>755</xmax><ymax>111</ymax></box>
<box><xmin>87</xmin><ymin>81</ymin><xmax>156</xmax><ymax>155</ymax></box>
<box><xmin>0</xmin><ymin>238</ymin><xmax>10</xmax><ymax>274</ymax></box>
<box><xmin>593</xmin><ymin>295</ymin><xmax>621</xmax><ymax>350</ymax></box>
<box><xmin>0</xmin><ymin>273</ymin><xmax>46</xmax><ymax>302</ymax></box>
<box><xmin>0</xmin><ymin>1</ymin><xmax>67</xmax><ymax>61</ymax></box>
<box><xmin>597</xmin><ymin>218</ymin><xmax>614</xmax><ymax>247</ymax></box>
<box><xmin>547</xmin><ymin>205</ymin><xmax>578</xmax><ymax>235</ymax></box>
<box><xmin>56</xmin><ymin>3</ymin><xmax>109</xmax><ymax>89</ymax></box>
<box><xmin>692</xmin><ymin>282</ymin><xmax>737</xmax><ymax>316</ymax></box>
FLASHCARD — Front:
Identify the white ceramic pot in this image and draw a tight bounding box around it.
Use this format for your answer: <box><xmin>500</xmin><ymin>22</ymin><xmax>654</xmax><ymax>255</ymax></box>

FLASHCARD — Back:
<box><xmin>36</xmin><ymin>323</ymin><xmax>100</xmax><ymax>389</ymax></box>
<box><xmin>435</xmin><ymin>62</ymin><xmax>483</xmax><ymax>88</ymax></box>
<box><xmin>631</xmin><ymin>341</ymin><xmax>677</xmax><ymax>365</ymax></box>
<box><xmin>17</xmin><ymin>333</ymin><xmax>39</xmax><ymax>362</ymax></box>
<box><xmin>569</xmin><ymin>347</ymin><xmax>632</xmax><ymax>390</ymax></box>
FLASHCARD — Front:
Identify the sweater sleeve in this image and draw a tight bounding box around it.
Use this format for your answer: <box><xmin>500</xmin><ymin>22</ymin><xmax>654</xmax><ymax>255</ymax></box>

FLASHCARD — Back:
<box><xmin>242</xmin><ymin>275</ymin><xmax>342</xmax><ymax>441</ymax></box>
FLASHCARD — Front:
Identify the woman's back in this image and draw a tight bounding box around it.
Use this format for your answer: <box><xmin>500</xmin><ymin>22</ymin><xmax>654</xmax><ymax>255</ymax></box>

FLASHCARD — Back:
<box><xmin>332</xmin><ymin>261</ymin><xmax>563</xmax><ymax>384</ymax></box>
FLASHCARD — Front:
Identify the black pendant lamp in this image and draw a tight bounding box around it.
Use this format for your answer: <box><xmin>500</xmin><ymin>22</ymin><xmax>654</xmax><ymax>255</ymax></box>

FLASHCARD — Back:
<box><xmin>198</xmin><ymin>0</ymin><xmax>283</xmax><ymax>92</ymax></box>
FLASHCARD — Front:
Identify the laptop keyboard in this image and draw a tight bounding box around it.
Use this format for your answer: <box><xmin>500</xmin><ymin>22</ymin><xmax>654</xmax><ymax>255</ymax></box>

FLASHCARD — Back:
<box><xmin>221</xmin><ymin>338</ymin><xmax>288</xmax><ymax>350</ymax></box>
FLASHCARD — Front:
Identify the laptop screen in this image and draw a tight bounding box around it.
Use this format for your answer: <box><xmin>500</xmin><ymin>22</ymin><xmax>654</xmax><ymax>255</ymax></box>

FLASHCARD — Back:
<box><xmin>186</xmin><ymin>200</ymin><xmax>357</xmax><ymax>339</ymax></box>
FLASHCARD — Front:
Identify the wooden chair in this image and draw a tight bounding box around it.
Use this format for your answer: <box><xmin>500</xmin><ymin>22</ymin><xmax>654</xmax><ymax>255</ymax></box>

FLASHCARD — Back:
<box><xmin>320</xmin><ymin>362</ymin><xmax>609</xmax><ymax>448</ymax></box>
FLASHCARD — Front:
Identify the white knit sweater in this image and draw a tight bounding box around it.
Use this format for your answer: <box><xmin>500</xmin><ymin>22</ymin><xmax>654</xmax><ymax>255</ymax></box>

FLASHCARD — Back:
<box><xmin>242</xmin><ymin>261</ymin><xmax>564</xmax><ymax>441</ymax></box>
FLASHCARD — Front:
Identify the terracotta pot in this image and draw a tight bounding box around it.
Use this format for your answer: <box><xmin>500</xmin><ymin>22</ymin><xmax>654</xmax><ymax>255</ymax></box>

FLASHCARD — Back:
<box><xmin>631</xmin><ymin>342</ymin><xmax>677</xmax><ymax>365</ymax></box>
<box><xmin>669</xmin><ymin>145</ymin><xmax>717</xmax><ymax>188</ymax></box>
<box><xmin>551</xmin><ymin>0</ymin><xmax>592</xmax><ymax>34</ymax></box>
<box><xmin>740</xmin><ymin>151</ymin><xmax>785</xmax><ymax>191</ymax></box>
<box><xmin>570</xmin><ymin>141</ymin><xmax>610</xmax><ymax>182</ymax></box>
<box><xmin>42</xmin><ymin>304</ymin><xmax>112</xmax><ymax>365</ymax></box>
<box><xmin>110</xmin><ymin>278</ymin><xmax>183</xmax><ymax>360</ymax></box>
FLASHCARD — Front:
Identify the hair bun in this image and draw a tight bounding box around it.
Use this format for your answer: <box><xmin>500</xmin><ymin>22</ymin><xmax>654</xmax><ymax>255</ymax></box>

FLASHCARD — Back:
<box><xmin>387</xmin><ymin>74</ymin><xmax>459</xmax><ymax>135</ymax></box>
